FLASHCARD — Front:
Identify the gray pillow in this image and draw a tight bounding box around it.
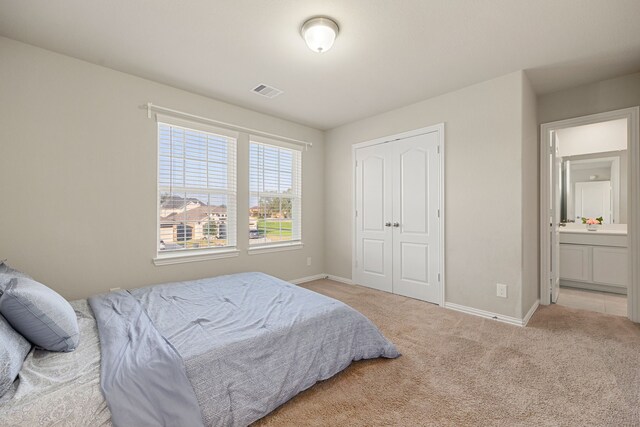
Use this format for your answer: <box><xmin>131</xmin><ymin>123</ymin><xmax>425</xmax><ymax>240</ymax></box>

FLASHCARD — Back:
<box><xmin>0</xmin><ymin>313</ymin><xmax>31</xmax><ymax>397</ymax></box>
<box><xmin>0</xmin><ymin>277</ymin><xmax>79</xmax><ymax>352</ymax></box>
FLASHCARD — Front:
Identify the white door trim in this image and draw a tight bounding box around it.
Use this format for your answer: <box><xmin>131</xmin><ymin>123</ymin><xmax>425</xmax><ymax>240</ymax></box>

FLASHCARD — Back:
<box><xmin>539</xmin><ymin>107</ymin><xmax>640</xmax><ymax>322</ymax></box>
<box><xmin>352</xmin><ymin>123</ymin><xmax>446</xmax><ymax>306</ymax></box>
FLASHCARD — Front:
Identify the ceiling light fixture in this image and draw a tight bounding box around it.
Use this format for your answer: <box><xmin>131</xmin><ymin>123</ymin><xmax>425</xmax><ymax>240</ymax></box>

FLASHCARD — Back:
<box><xmin>300</xmin><ymin>16</ymin><xmax>339</xmax><ymax>53</ymax></box>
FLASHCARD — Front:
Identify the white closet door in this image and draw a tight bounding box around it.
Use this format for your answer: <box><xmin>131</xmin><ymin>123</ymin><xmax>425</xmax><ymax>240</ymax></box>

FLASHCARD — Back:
<box><xmin>391</xmin><ymin>132</ymin><xmax>440</xmax><ymax>303</ymax></box>
<box><xmin>354</xmin><ymin>144</ymin><xmax>393</xmax><ymax>292</ymax></box>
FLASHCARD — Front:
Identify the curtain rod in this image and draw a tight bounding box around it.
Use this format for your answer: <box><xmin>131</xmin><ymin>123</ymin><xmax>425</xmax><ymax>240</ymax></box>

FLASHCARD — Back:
<box><xmin>145</xmin><ymin>103</ymin><xmax>312</xmax><ymax>149</ymax></box>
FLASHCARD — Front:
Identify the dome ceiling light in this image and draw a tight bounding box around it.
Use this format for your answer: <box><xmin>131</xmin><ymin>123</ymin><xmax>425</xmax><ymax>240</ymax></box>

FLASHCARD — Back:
<box><xmin>300</xmin><ymin>16</ymin><xmax>339</xmax><ymax>53</ymax></box>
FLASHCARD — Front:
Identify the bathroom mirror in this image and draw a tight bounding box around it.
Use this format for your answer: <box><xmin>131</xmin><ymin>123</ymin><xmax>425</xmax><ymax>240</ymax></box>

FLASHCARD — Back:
<box><xmin>560</xmin><ymin>150</ymin><xmax>627</xmax><ymax>224</ymax></box>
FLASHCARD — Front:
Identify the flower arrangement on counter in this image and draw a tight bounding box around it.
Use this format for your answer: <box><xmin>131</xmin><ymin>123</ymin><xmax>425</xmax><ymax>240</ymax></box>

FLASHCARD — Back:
<box><xmin>581</xmin><ymin>217</ymin><xmax>603</xmax><ymax>225</ymax></box>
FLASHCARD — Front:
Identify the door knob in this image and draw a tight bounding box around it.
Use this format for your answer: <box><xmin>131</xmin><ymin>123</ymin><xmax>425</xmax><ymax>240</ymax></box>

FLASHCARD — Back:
<box><xmin>393</xmin><ymin>222</ymin><xmax>400</xmax><ymax>227</ymax></box>
<box><xmin>384</xmin><ymin>222</ymin><xmax>391</xmax><ymax>227</ymax></box>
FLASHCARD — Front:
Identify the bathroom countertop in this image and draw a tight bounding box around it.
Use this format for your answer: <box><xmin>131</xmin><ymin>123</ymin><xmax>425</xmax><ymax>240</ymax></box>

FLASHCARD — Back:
<box><xmin>560</xmin><ymin>227</ymin><xmax>627</xmax><ymax>236</ymax></box>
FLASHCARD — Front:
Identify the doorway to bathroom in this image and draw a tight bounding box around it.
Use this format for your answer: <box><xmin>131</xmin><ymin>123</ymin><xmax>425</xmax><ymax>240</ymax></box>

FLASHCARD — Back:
<box><xmin>540</xmin><ymin>107</ymin><xmax>640</xmax><ymax>321</ymax></box>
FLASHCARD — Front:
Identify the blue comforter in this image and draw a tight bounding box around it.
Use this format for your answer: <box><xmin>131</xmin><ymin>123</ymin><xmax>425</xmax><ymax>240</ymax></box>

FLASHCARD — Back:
<box><xmin>89</xmin><ymin>272</ymin><xmax>399</xmax><ymax>426</ymax></box>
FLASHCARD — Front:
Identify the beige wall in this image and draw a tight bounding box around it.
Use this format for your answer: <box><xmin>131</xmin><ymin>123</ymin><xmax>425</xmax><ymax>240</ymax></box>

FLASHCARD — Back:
<box><xmin>325</xmin><ymin>71</ymin><xmax>535</xmax><ymax>319</ymax></box>
<box><xmin>0</xmin><ymin>37</ymin><xmax>325</xmax><ymax>300</ymax></box>
<box><xmin>521</xmin><ymin>72</ymin><xmax>540</xmax><ymax>317</ymax></box>
<box><xmin>538</xmin><ymin>72</ymin><xmax>640</xmax><ymax>124</ymax></box>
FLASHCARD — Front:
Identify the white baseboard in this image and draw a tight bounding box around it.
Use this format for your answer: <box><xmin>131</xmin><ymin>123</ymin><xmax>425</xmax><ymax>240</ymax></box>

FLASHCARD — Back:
<box><xmin>522</xmin><ymin>299</ymin><xmax>540</xmax><ymax>326</ymax></box>
<box><xmin>289</xmin><ymin>274</ymin><xmax>327</xmax><ymax>285</ymax></box>
<box><xmin>292</xmin><ymin>276</ymin><xmax>540</xmax><ymax>327</ymax></box>
<box><xmin>290</xmin><ymin>274</ymin><xmax>353</xmax><ymax>285</ymax></box>
<box><xmin>293</xmin><ymin>275</ymin><xmax>540</xmax><ymax>327</ymax></box>
<box><xmin>444</xmin><ymin>302</ymin><xmax>527</xmax><ymax>327</ymax></box>
<box><xmin>325</xmin><ymin>274</ymin><xmax>353</xmax><ymax>285</ymax></box>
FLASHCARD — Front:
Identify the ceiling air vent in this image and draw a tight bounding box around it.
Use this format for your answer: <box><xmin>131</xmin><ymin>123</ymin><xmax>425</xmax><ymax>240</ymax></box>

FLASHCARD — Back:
<box><xmin>251</xmin><ymin>83</ymin><xmax>283</xmax><ymax>99</ymax></box>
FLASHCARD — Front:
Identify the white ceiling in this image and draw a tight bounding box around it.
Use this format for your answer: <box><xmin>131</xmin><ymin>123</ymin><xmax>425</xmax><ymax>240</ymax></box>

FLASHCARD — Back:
<box><xmin>1</xmin><ymin>0</ymin><xmax>640</xmax><ymax>130</ymax></box>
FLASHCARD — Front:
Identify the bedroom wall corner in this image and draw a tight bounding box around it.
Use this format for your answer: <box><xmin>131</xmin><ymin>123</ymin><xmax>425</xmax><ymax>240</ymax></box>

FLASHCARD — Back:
<box><xmin>521</xmin><ymin>71</ymin><xmax>540</xmax><ymax>318</ymax></box>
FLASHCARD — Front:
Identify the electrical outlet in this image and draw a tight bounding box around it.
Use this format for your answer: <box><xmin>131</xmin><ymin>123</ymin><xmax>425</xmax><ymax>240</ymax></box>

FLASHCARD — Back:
<box><xmin>496</xmin><ymin>283</ymin><xmax>507</xmax><ymax>298</ymax></box>
<box><xmin>307</xmin><ymin>257</ymin><xmax>312</xmax><ymax>266</ymax></box>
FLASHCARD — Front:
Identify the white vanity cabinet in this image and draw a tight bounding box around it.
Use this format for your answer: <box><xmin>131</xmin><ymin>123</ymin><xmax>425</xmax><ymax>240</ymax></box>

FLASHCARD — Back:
<box><xmin>559</xmin><ymin>231</ymin><xmax>627</xmax><ymax>294</ymax></box>
<box><xmin>592</xmin><ymin>246</ymin><xmax>627</xmax><ymax>287</ymax></box>
<box><xmin>559</xmin><ymin>244</ymin><xmax>591</xmax><ymax>282</ymax></box>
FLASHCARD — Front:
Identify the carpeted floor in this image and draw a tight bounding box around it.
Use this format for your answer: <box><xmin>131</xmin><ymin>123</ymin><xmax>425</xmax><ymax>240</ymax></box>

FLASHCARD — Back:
<box><xmin>255</xmin><ymin>279</ymin><xmax>640</xmax><ymax>426</ymax></box>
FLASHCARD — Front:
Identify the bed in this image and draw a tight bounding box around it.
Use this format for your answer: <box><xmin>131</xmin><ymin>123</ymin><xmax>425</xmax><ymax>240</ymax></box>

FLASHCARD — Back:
<box><xmin>0</xmin><ymin>272</ymin><xmax>399</xmax><ymax>426</ymax></box>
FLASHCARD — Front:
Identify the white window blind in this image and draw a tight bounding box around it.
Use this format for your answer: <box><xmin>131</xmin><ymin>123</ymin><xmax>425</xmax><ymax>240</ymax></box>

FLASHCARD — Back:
<box><xmin>249</xmin><ymin>138</ymin><xmax>302</xmax><ymax>247</ymax></box>
<box><xmin>158</xmin><ymin>117</ymin><xmax>237</xmax><ymax>254</ymax></box>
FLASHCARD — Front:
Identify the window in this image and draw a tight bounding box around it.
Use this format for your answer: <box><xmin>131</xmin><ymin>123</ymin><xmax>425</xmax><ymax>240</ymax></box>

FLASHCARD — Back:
<box><xmin>249</xmin><ymin>138</ymin><xmax>302</xmax><ymax>248</ymax></box>
<box><xmin>157</xmin><ymin>117</ymin><xmax>237</xmax><ymax>258</ymax></box>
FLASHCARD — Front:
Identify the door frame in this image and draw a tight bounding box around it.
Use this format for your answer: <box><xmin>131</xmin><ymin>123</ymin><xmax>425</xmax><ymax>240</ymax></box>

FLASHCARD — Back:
<box><xmin>351</xmin><ymin>123</ymin><xmax>446</xmax><ymax>306</ymax></box>
<box><xmin>539</xmin><ymin>107</ymin><xmax>640</xmax><ymax>322</ymax></box>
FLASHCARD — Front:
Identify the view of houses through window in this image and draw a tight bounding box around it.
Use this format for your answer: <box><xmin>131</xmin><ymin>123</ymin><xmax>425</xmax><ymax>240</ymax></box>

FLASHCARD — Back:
<box><xmin>158</xmin><ymin>122</ymin><xmax>236</xmax><ymax>252</ymax></box>
<box><xmin>159</xmin><ymin>193</ymin><xmax>230</xmax><ymax>250</ymax></box>
<box><xmin>157</xmin><ymin>121</ymin><xmax>301</xmax><ymax>254</ymax></box>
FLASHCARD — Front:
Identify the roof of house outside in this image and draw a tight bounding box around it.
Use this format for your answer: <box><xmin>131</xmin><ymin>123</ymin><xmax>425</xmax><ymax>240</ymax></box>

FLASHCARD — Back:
<box><xmin>161</xmin><ymin>205</ymin><xmax>227</xmax><ymax>222</ymax></box>
<box><xmin>160</xmin><ymin>195</ymin><xmax>205</xmax><ymax>210</ymax></box>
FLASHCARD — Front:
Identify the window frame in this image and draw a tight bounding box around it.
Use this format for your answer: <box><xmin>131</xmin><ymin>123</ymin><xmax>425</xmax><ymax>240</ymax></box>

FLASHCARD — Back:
<box><xmin>153</xmin><ymin>114</ymin><xmax>239</xmax><ymax>265</ymax></box>
<box><xmin>247</xmin><ymin>136</ymin><xmax>303</xmax><ymax>254</ymax></box>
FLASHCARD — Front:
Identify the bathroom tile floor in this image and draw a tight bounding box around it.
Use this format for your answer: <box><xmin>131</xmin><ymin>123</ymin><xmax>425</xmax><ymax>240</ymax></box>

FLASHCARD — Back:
<box><xmin>557</xmin><ymin>286</ymin><xmax>627</xmax><ymax>316</ymax></box>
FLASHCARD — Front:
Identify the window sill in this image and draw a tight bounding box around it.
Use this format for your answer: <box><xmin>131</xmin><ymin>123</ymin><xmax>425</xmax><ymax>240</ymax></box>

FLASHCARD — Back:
<box><xmin>153</xmin><ymin>248</ymin><xmax>239</xmax><ymax>266</ymax></box>
<box><xmin>247</xmin><ymin>242</ymin><xmax>304</xmax><ymax>255</ymax></box>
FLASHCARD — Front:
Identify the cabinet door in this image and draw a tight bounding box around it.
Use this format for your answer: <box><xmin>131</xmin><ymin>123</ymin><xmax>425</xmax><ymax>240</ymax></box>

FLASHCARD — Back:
<box><xmin>559</xmin><ymin>244</ymin><xmax>591</xmax><ymax>282</ymax></box>
<box><xmin>592</xmin><ymin>247</ymin><xmax>627</xmax><ymax>287</ymax></box>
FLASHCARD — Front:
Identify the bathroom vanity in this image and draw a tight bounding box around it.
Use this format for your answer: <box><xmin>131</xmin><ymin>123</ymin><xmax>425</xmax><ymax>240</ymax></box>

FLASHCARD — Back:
<box><xmin>559</xmin><ymin>225</ymin><xmax>628</xmax><ymax>294</ymax></box>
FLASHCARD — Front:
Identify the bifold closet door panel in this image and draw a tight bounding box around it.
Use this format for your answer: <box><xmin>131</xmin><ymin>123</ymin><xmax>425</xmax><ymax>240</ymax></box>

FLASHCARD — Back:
<box><xmin>354</xmin><ymin>144</ymin><xmax>393</xmax><ymax>292</ymax></box>
<box><xmin>391</xmin><ymin>132</ymin><xmax>441</xmax><ymax>303</ymax></box>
